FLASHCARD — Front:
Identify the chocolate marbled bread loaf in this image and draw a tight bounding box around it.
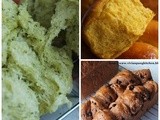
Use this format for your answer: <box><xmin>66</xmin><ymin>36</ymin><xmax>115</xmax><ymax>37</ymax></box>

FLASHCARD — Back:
<box><xmin>81</xmin><ymin>69</ymin><xmax>158</xmax><ymax>120</ymax></box>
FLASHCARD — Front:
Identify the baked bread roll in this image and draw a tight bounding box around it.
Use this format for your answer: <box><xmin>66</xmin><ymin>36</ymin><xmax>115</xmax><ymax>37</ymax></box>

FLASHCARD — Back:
<box><xmin>118</xmin><ymin>42</ymin><xmax>158</xmax><ymax>59</ymax></box>
<box><xmin>109</xmin><ymin>101</ymin><xmax>132</xmax><ymax>120</ymax></box>
<box><xmin>110</xmin><ymin>83</ymin><xmax>124</xmax><ymax>96</ymax></box>
<box><xmin>93</xmin><ymin>109</ymin><xmax>117</xmax><ymax>120</ymax></box>
<box><xmin>82</xmin><ymin>0</ymin><xmax>154</xmax><ymax>58</ymax></box>
<box><xmin>133</xmin><ymin>69</ymin><xmax>152</xmax><ymax>83</ymax></box>
<box><xmin>95</xmin><ymin>84</ymin><xmax>117</xmax><ymax>103</ymax></box>
<box><xmin>109</xmin><ymin>70</ymin><xmax>142</xmax><ymax>86</ymax></box>
<box><xmin>90</xmin><ymin>96</ymin><xmax>106</xmax><ymax>115</ymax></box>
<box><xmin>130</xmin><ymin>85</ymin><xmax>150</xmax><ymax>101</ymax></box>
<box><xmin>81</xmin><ymin>69</ymin><xmax>158</xmax><ymax>120</ymax></box>
<box><xmin>117</xmin><ymin>88</ymin><xmax>143</xmax><ymax>115</ymax></box>
<box><xmin>144</xmin><ymin>80</ymin><xmax>158</xmax><ymax>99</ymax></box>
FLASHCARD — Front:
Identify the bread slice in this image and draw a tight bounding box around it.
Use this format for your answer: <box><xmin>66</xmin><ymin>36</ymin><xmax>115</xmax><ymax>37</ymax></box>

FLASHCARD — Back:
<box><xmin>81</xmin><ymin>61</ymin><xmax>118</xmax><ymax>99</ymax></box>
<box><xmin>82</xmin><ymin>0</ymin><xmax>154</xmax><ymax>58</ymax></box>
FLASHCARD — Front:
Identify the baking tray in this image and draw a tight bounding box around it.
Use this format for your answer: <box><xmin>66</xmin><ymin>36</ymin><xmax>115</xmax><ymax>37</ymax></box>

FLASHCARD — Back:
<box><xmin>41</xmin><ymin>60</ymin><xmax>79</xmax><ymax>120</ymax></box>
<box><xmin>82</xmin><ymin>64</ymin><xmax>158</xmax><ymax>120</ymax></box>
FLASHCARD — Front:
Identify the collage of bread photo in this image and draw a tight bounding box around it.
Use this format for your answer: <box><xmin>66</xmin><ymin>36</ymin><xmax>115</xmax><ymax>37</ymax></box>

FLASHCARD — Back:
<box><xmin>2</xmin><ymin>0</ymin><xmax>159</xmax><ymax>120</ymax></box>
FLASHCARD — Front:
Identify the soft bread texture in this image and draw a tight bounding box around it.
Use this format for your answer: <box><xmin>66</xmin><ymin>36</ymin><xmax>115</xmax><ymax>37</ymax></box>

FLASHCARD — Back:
<box><xmin>3</xmin><ymin>0</ymin><xmax>78</xmax><ymax>119</ymax></box>
<box><xmin>81</xmin><ymin>69</ymin><xmax>158</xmax><ymax>120</ymax></box>
<box><xmin>82</xmin><ymin>0</ymin><xmax>154</xmax><ymax>58</ymax></box>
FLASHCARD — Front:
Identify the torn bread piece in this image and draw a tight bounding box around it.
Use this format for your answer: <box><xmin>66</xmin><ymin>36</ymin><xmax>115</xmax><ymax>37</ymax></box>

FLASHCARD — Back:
<box><xmin>82</xmin><ymin>0</ymin><xmax>154</xmax><ymax>58</ymax></box>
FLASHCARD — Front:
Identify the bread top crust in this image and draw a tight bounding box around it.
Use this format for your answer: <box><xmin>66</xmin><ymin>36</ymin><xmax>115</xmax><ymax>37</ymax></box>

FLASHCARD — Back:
<box><xmin>82</xmin><ymin>0</ymin><xmax>154</xmax><ymax>58</ymax></box>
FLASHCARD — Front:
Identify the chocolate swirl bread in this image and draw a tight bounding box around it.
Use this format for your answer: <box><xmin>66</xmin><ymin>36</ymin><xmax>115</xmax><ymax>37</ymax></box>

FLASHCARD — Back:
<box><xmin>81</xmin><ymin>69</ymin><xmax>158</xmax><ymax>120</ymax></box>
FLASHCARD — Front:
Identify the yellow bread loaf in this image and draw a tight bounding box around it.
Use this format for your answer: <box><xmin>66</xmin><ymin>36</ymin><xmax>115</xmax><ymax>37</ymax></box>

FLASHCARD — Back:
<box><xmin>82</xmin><ymin>0</ymin><xmax>154</xmax><ymax>59</ymax></box>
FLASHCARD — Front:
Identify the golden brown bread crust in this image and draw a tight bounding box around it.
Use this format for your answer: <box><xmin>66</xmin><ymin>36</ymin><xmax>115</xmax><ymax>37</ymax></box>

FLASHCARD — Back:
<box><xmin>133</xmin><ymin>92</ymin><xmax>158</xmax><ymax>120</ymax></box>
<box><xmin>144</xmin><ymin>80</ymin><xmax>158</xmax><ymax>99</ymax></box>
<box><xmin>109</xmin><ymin>70</ymin><xmax>142</xmax><ymax>86</ymax></box>
<box><xmin>118</xmin><ymin>42</ymin><xmax>158</xmax><ymax>59</ymax></box>
<box><xmin>82</xmin><ymin>0</ymin><xmax>154</xmax><ymax>58</ymax></box>
<box><xmin>90</xmin><ymin>96</ymin><xmax>106</xmax><ymax>115</ymax></box>
<box><xmin>110</xmin><ymin>83</ymin><xmax>125</xmax><ymax>96</ymax></box>
<box><xmin>81</xmin><ymin>69</ymin><xmax>158</xmax><ymax>120</ymax></box>
<box><xmin>110</xmin><ymin>101</ymin><xmax>132</xmax><ymax>120</ymax></box>
<box><xmin>117</xmin><ymin>89</ymin><xmax>143</xmax><ymax>115</ymax></box>
<box><xmin>133</xmin><ymin>69</ymin><xmax>152</xmax><ymax>83</ymax></box>
<box><xmin>95</xmin><ymin>84</ymin><xmax>117</xmax><ymax>103</ymax></box>
<box><xmin>130</xmin><ymin>85</ymin><xmax>150</xmax><ymax>101</ymax></box>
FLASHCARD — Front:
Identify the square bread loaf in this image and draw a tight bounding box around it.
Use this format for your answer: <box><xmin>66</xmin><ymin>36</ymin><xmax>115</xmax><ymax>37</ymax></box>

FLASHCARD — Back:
<box><xmin>82</xmin><ymin>0</ymin><xmax>154</xmax><ymax>58</ymax></box>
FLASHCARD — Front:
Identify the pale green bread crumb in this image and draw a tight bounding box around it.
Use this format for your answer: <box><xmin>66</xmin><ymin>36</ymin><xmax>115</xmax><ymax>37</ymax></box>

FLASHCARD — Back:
<box><xmin>8</xmin><ymin>30</ymin><xmax>72</xmax><ymax>114</ymax></box>
<box><xmin>2</xmin><ymin>0</ymin><xmax>18</xmax><ymax>65</ymax></box>
<box><xmin>2</xmin><ymin>0</ymin><xmax>78</xmax><ymax>119</ymax></box>
<box><xmin>3</xmin><ymin>68</ymin><xmax>39</xmax><ymax>120</ymax></box>
<box><xmin>26</xmin><ymin>0</ymin><xmax>79</xmax><ymax>54</ymax></box>
<box><xmin>27</xmin><ymin>0</ymin><xmax>57</xmax><ymax>28</ymax></box>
